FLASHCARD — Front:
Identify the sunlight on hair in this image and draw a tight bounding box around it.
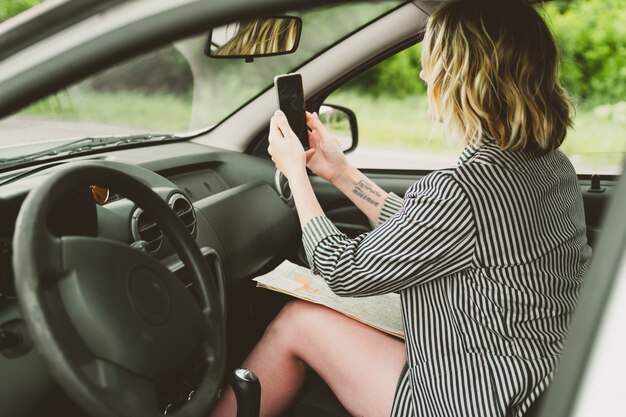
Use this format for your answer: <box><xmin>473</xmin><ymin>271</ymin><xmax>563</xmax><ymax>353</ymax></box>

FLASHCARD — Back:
<box><xmin>422</xmin><ymin>0</ymin><xmax>573</xmax><ymax>155</ymax></box>
<box><xmin>216</xmin><ymin>18</ymin><xmax>298</xmax><ymax>56</ymax></box>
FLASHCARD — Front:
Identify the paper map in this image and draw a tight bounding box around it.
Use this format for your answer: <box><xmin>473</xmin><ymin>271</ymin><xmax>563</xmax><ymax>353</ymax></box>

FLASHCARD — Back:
<box><xmin>254</xmin><ymin>260</ymin><xmax>404</xmax><ymax>339</ymax></box>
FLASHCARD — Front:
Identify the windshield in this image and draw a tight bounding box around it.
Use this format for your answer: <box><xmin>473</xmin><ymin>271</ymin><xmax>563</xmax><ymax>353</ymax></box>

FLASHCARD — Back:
<box><xmin>0</xmin><ymin>2</ymin><xmax>401</xmax><ymax>161</ymax></box>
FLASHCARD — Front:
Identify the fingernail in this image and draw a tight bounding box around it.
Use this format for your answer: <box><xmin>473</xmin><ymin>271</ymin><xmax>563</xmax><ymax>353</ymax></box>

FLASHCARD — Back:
<box><xmin>275</xmin><ymin>110</ymin><xmax>283</xmax><ymax>116</ymax></box>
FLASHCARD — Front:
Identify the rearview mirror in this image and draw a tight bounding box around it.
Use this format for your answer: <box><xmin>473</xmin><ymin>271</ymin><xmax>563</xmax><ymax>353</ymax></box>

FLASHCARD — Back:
<box><xmin>206</xmin><ymin>17</ymin><xmax>302</xmax><ymax>60</ymax></box>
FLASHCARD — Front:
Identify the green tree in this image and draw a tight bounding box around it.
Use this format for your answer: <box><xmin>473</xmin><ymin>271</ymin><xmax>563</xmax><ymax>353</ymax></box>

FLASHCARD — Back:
<box><xmin>0</xmin><ymin>0</ymin><xmax>43</xmax><ymax>21</ymax></box>
<box><xmin>348</xmin><ymin>43</ymin><xmax>425</xmax><ymax>98</ymax></box>
<box><xmin>544</xmin><ymin>0</ymin><xmax>626</xmax><ymax>105</ymax></box>
<box><xmin>348</xmin><ymin>0</ymin><xmax>626</xmax><ymax>105</ymax></box>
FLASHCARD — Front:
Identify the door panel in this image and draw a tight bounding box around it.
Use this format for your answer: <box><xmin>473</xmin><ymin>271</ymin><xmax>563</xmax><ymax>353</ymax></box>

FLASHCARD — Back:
<box><xmin>579</xmin><ymin>177</ymin><xmax>616</xmax><ymax>248</ymax></box>
<box><xmin>311</xmin><ymin>170</ymin><xmax>618</xmax><ymax>250</ymax></box>
<box><xmin>310</xmin><ymin>171</ymin><xmax>425</xmax><ymax>237</ymax></box>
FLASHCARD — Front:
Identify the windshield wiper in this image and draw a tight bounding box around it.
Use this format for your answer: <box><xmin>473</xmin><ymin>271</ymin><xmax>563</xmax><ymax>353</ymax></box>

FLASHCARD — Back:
<box><xmin>0</xmin><ymin>133</ymin><xmax>180</xmax><ymax>169</ymax></box>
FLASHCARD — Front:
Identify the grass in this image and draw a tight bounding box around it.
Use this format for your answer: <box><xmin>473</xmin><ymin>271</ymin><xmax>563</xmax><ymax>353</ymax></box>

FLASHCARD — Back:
<box><xmin>329</xmin><ymin>91</ymin><xmax>625</xmax><ymax>173</ymax></box>
<box><xmin>21</xmin><ymin>89</ymin><xmax>193</xmax><ymax>132</ymax></box>
<box><xmin>327</xmin><ymin>91</ymin><xmax>462</xmax><ymax>155</ymax></box>
<box><xmin>560</xmin><ymin>104</ymin><xmax>626</xmax><ymax>173</ymax></box>
<box><xmin>17</xmin><ymin>88</ymin><xmax>625</xmax><ymax>173</ymax></box>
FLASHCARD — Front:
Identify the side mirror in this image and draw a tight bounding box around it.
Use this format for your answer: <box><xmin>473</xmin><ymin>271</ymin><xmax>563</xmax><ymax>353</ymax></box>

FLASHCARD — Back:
<box><xmin>205</xmin><ymin>17</ymin><xmax>302</xmax><ymax>60</ymax></box>
<box><xmin>318</xmin><ymin>104</ymin><xmax>358</xmax><ymax>153</ymax></box>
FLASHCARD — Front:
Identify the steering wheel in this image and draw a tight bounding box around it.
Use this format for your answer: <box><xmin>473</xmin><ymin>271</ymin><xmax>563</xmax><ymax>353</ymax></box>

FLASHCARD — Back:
<box><xmin>12</xmin><ymin>161</ymin><xmax>226</xmax><ymax>417</ymax></box>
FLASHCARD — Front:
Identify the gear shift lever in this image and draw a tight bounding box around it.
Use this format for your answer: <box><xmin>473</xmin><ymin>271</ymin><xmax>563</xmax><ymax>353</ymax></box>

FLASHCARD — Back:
<box><xmin>230</xmin><ymin>368</ymin><xmax>261</xmax><ymax>417</ymax></box>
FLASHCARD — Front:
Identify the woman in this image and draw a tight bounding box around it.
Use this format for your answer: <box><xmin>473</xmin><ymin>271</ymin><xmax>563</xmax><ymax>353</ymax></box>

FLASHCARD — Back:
<box><xmin>211</xmin><ymin>0</ymin><xmax>591</xmax><ymax>416</ymax></box>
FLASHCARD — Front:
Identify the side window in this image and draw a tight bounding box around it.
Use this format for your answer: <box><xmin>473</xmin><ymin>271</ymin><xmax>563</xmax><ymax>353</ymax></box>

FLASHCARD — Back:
<box><xmin>543</xmin><ymin>0</ymin><xmax>625</xmax><ymax>175</ymax></box>
<box><xmin>326</xmin><ymin>44</ymin><xmax>464</xmax><ymax>171</ymax></box>
<box><xmin>327</xmin><ymin>0</ymin><xmax>625</xmax><ymax>175</ymax></box>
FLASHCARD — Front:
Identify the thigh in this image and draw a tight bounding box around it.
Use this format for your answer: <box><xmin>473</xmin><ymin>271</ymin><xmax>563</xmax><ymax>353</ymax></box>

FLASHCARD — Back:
<box><xmin>277</xmin><ymin>300</ymin><xmax>407</xmax><ymax>417</ymax></box>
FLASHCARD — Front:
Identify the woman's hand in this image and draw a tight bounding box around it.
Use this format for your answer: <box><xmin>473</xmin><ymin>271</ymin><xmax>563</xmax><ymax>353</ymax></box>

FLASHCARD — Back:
<box><xmin>267</xmin><ymin>110</ymin><xmax>307</xmax><ymax>180</ymax></box>
<box><xmin>267</xmin><ymin>110</ymin><xmax>325</xmax><ymax>226</ymax></box>
<box><xmin>305</xmin><ymin>111</ymin><xmax>350</xmax><ymax>184</ymax></box>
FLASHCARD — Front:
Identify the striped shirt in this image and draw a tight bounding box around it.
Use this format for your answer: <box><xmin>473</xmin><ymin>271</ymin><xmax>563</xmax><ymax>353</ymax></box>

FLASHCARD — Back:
<box><xmin>302</xmin><ymin>138</ymin><xmax>591</xmax><ymax>417</ymax></box>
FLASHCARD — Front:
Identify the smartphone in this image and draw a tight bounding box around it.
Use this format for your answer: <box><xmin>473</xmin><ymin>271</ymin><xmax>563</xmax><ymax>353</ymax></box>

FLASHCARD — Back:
<box><xmin>274</xmin><ymin>73</ymin><xmax>308</xmax><ymax>149</ymax></box>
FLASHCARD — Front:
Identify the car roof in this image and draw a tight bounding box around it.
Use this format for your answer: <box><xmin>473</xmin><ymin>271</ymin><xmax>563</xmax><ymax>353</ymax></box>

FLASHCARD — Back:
<box><xmin>0</xmin><ymin>0</ymin><xmax>127</xmax><ymax>62</ymax></box>
<box><xmin>0</xmin><ymin>0</ymin><xmax>378</xmax><ymax>119</ymax></box>
<box><xmin>0</xmin><ymin>0</ymin><xmax>552</xmax><ymax>119</ymax></box>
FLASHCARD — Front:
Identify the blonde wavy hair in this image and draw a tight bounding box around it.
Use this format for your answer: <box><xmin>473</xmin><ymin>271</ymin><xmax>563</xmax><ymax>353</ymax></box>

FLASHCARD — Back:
<box><xmin>216</xmin><ymin>18</ymin><xmax>298</xmax><ymax>56</ymax></box>
<box><xmin>422</xmin><ymin>0</ymin><xmax>572</xmax><ymax>154</ymax></box>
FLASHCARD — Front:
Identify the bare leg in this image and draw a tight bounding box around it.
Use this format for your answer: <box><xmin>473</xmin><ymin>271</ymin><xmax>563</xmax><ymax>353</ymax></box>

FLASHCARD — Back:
<box><xmin>210</xmin><ymin>300</ymin><xmax>406</xmax><ymax>417</ymax></box>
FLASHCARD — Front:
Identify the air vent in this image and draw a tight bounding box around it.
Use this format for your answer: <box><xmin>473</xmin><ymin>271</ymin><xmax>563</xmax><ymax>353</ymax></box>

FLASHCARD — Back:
<box><xmin>168</xmin><ymin>193</ymin><xmax>197</xmax><ymax>237</ymax></box>
<box><xmin>130</xmin><ymin>193</ymin><xmax>196</xmax><ymax>255</ymax></box>
<box><xmin>131</xmin><ymin>208</ymin><xmax>164</xmax><ymax>254</ymax></box>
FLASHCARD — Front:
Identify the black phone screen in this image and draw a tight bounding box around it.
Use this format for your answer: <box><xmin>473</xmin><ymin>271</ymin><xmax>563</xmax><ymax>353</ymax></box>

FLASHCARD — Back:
<box><xmin>275</xmin><ymin>73</ymin><xmax>308</xmax><ymax>149</ymax></box>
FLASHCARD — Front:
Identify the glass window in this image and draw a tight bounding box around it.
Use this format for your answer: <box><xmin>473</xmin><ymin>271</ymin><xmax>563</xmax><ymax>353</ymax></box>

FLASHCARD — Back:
<box><xmin>543</xmin><ymin>0</ymin><xmax>625</xmax><ymax>175</ymax></box>
<box><xmin>329</xmin><ymin>43</ymin><xmax>463</xmax><ymax>171</ymax></box>
<box><xmin>330</xmin><ymin>0</ymin><xmax>625</xmax><ymax>175</ymax></box>
<box><xmin>0</xmin><ymin>2</ymin><xmax>402</xmax><ymax>161</ymax></box>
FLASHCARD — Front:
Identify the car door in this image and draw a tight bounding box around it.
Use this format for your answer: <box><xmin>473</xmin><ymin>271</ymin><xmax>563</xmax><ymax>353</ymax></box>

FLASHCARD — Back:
<box><xmin>536</xmin><ymin>165</ymin><xmax>626</xmax><ymax>417</ymax></box>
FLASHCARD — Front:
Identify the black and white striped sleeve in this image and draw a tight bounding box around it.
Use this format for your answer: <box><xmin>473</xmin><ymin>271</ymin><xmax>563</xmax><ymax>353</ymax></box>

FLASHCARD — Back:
<box><xmin>302</xmin><ymin>171</ymin><xmax>477</xmax><ymax>297</ymax></box>
<box><xmin>302</xmin><ymin>190</ymin><xmax>405</xmax><ymax>270</ymax></box>
<box><xmin>377</xmin><ymin>192</ymin><xmax>404</xmax><ymax>225</ymax></box>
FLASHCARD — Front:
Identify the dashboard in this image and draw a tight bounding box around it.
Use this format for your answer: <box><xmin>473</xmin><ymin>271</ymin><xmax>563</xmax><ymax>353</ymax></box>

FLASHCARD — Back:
<box><xmin>0</xmin><ymin>141</ymin><xmax>299</xmax><ymax>415</ymax></box>
<box><xmin>0</xmin><ymin>141</ymin><xmax>299</xmax><ymax>296</ymax></box>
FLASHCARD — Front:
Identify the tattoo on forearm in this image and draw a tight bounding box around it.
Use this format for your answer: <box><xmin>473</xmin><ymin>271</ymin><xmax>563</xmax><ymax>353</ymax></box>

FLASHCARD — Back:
<box><xmin>351</xmin><ymin>180</ymin><xmax>381</xmax><ymax>207</ymax></box>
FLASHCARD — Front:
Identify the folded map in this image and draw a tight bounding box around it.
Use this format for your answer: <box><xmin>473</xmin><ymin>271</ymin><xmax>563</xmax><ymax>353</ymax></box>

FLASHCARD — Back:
<box><xmin>253</xmin><ymin>260</ymin><xmax>404</xmax><ymax>339</ymax></box>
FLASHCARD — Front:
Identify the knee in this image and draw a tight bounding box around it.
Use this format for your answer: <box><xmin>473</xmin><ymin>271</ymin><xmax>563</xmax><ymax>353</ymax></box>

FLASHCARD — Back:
<box><xmin>264</xmin><ymin>300</ymin><xmax>320</xmax><ymax>346</ymax></box>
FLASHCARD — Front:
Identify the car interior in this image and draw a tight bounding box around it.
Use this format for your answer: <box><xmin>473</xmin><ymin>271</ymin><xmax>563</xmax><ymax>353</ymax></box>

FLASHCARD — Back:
<box><xmin>0</xmin><ymin>1</ymin><xmax>622</xmax><ymax>417</ymax></box>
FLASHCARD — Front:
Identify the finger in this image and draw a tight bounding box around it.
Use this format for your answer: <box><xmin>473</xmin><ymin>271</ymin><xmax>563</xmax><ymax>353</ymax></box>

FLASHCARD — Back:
<box><xmin>306</xmin><ymin>116</ymin><xmax>316</xmax><ymax>139</ymax></box>
<box><xmin>274</xmin><ymin>110</ymin><xmax>295</xmax><ymax>138</ymax></box>
<box><xmin>312</xmin><ymin>112</ymin><xmax>326</xmax><ymax>129</ymax></box>
<box><xmin>270</xmin><ymin>113</ymin><xmax>286</xmax><ymax>137</ymax></box>
<box><xmin>269</xmin><ymin>114</ymin><xmax>279</xmax><ymax>134</ymax></box>
<box><xmin>308</xmin><ymin>128</ymin><xmax>320</xmax><ymax>149</ymax></box>
<box><xmin>308</xmin><ymin>112</ymin><xmax>330</xmax><ymax>138</ymax></box>
<box><xmin>312</xmin><ymin>112</ymin><xmax>333</xmax><ymax>138</ymax></box>
<box><xmin>268</xmin><ymin>119</ymin><xmax>283</xmax><ymax>146</ymax></box>
<box><xmin>306</xmin><ymin>111</ymin><xmax>322</xmax><ymax>129</ymax></box>
<box><xmin>307</xmin><ymin>112</ymin><xmax>322</xmax><ymax>136</ymax></box>
<box><xmin>305</xmin><ymin>148</ymin><xmax>316</xmax><ymax>163</ymax></box>
<box><xmin>267</xmin><ymin>142</ymin><xmax>274</xmax><ymax>157</ymax></box>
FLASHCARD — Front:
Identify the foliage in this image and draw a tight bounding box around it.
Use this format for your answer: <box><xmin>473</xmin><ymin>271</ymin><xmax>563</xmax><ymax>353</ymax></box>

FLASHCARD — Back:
<box><xmin>542</xmin><ymin>0</ymin><xmax>626</xmax><ymax>105</ymax></box>
<box><xmin>329</xmin><ymin>92</ymin><xmax>625</xmax><ymax>173</ymax></box>
<box><xmin>3</xmin><ymin>0</ymin><xmax>624</xmax><ymax>106</ymax></box>
<box><xmin>21</xmin><ymin>89</ymin><xmax>192</xmax><ymax>131</ymax></box>
<box><xmin>347</xmin><ymin>44</ymin><xmax>425</xmax><ymax>98</ymax></box>
<box><xmin>88</xmin><ymin>46</ymin><xmax>194</xmax><ymax>95</ymax></box>
<box><xmin>348</xmin><ymin>0</ymin><xmax>625</xmax><ymax>105</ymax></box>
<box><xmin>0</xmin><ymin>0</ymin><xmax>42</xmax><ymax>21</ymax></box>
